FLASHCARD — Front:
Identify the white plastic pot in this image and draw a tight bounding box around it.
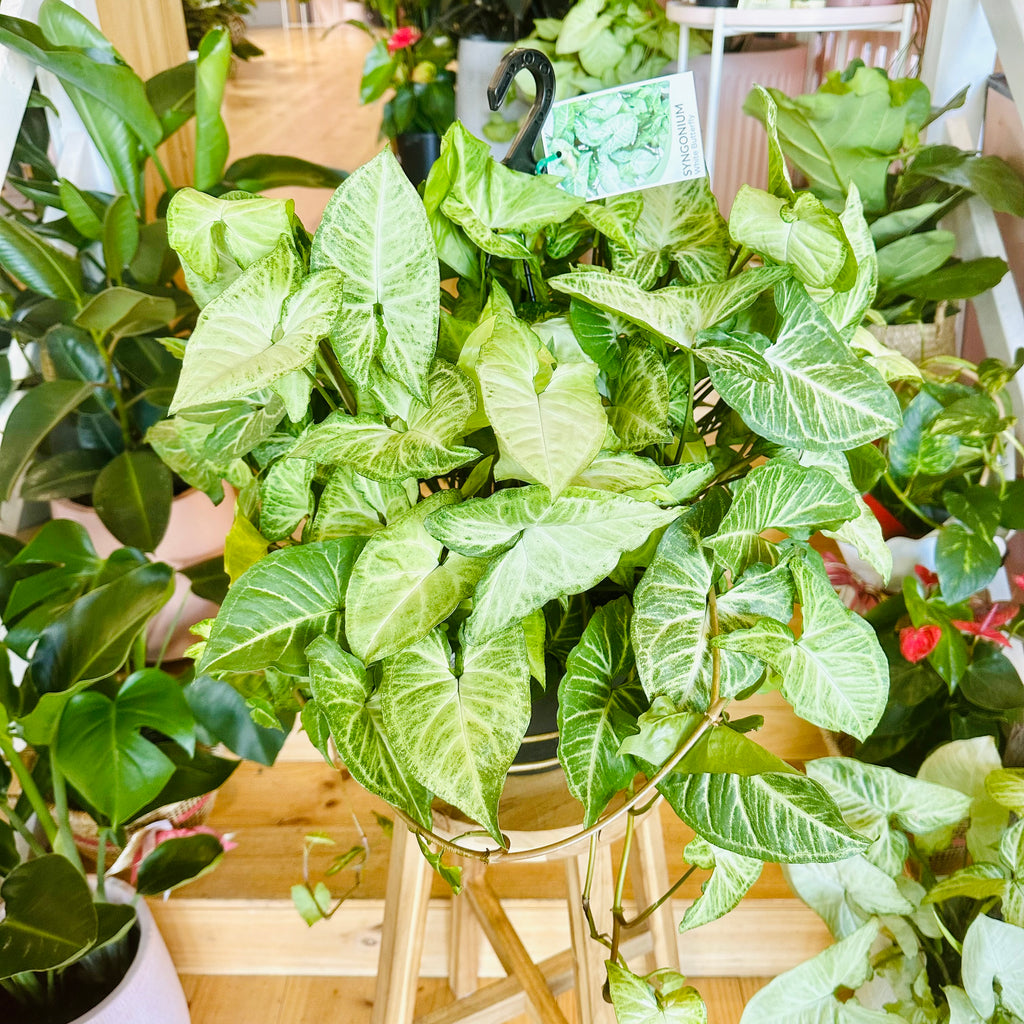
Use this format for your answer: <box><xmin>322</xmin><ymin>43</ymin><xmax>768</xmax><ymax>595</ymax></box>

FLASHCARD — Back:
<box><xmin>51</xmin><ymin>487</ymin><xmax>235</xmax><ymax>660</ymax></box>
<box><xmin>74</xmin><ymin>877</ymin><xmax>190</xmax><ymax>1024</ymax></box>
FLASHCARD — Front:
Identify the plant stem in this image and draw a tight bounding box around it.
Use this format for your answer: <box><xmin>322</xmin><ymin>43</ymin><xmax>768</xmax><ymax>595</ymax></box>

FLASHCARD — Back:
<box><xmin>90</xmin><ymin>329</ymin><xmax>134</xmax><ymax>451</ymax></box>
<box><xmin>608</xmin><ymin>810</ymin><xmax>635</xmax><ymax>965</ymax></box>
<box><xmin>620</xmin><ymin>864</ymin><xmax>698</xmax><ymax>929</ymax></box>
<box><xmin>1</xmin><ymin>800</ymin><xmax>46</xmax><ymax>857</ymax></box>
<box><xmin>882</xmin><ymin>470</ymin><xmax>943</xmax><ymax>531</ymax></box>
<box><xmin>132</xmin><ymin>627</ymin><xmax>147</xmax><ymax>675</ymax></box>
<box><xmin>390</xmin><ymin>698</ymin><xmax>727</xmax><ymax>863</ymax></box>
<box><xmin>95</xmin><ymin>828</ymin><xmax>108</xmax><ymax>901</ymax></box>
<box><xmin>50</xmin><ymin>760</ymin><xmax>84</xmax><ymax>874</ymax></box>
<box><xmin>317</xmin><ymin>341</ymin><xmax>357</xmax><ymax>415</ymax></box>
<box><xmin>708</xmin><ymin>588</ymin><xmax>721</xmax><ymax>707</ymax></box>
<box><xmin>304</xmin><ymin>367</ymin><xmax>339</xmax><ymax>412</ymax></box>
<box><xmin>0</xmin><ymin>728</ymin><xmax>57</xmax><ymax>846</ymax></box>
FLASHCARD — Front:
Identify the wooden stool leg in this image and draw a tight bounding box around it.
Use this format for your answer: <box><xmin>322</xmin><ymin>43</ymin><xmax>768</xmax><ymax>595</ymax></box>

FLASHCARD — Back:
<box><xmin>371</xmin><ymin>819</ymin><xmax>432</xmax><ymax>1024</ymax></box>
<box><xmin>564</xmin><ymin>842</ymin><xmax>617</xmax><ymax>1024</ymax></box>
<box><xmin>449</xmin><ymin>858</ymin><xmax>482</xmax><ymax>999</ymax></box>
<box><xmin>629</xmin><ymin>808</ymin><xmax>681</xmax><ymax>973</ymax></box>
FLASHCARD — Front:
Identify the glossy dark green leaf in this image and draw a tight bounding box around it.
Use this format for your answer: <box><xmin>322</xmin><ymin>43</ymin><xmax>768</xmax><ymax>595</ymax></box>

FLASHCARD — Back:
<box><xmin>194</xmin><ymin>26</ymin><xmax>231</xmax><ymax>192</ymax></box>
<box><xmin>135</xmin><ymin>833</ymin><xmax>226</xmax><ymax>896</ymax></box>
<box><xmin>0</xmin><ymin>855</ymin><xmax>96</xmax><ymax>979</ymax></box>
<box><xmin>0</xmin><ymin>380</ymin><xmax>94</xmax><ymax>500</ymax></box>
<box><xmin>58</xmin><ymin>178</ymin><xmax>105</xmax><ymax>239</ymax></box>
<box><xmin>102</xmin><ymin>195</ymin><xmax>140</xmax><ymax>276</ymax></box>
<box><xmin>0</xmin><ymin>212</ymin><xmax>83</xmax><ymax>302</ymax></box>
<box><xmin>899</xmin><ymin>257</ymin><xmax>1008</xmax><ymax>301</ymax></box>
<box><xmin>21</xmin><ymin>449</ymin><xmax>109</xmax><ymax>501</ymax></box>
<box><xmin>182</xmin><ymin>555</ymin><xmax>230</xmax><ymax>605</ymax></box>
<box><xmin>146</xmin><ymin>60</ymin><xmax>196</xmax><ymax>141</ymax></box>
<box><xmin>74</xmin><ymin>287</ymin><xmax>176</xmax><ymax>338</ymax></box>
<box><xmin>185</xmin><ymin>675</ymin><xmax>288</xmax><ymax>766</ymax></box>
<box><xmin>19</xmin><ymin>561</ymin><xmax>174</xmax><ymax>742</ymax></box>
<box><xmin>223</xmin><ymin>153</ymin><xmax>347</xmax><ymax>192</ymax></box>
<box><xmin>54</xmin><ymin>668</ymin><xmax>195</xmax><ymax>826</ymax></box>
<box><xmin>960</xmin><ymin>643</ymin><xmax>1024</xmax><ymax>711</ymax></box>
<box><xmin>935</xmin><ymin>524</ymin><xmax>1001</xmax><ymax>604</ymax></box>
<box><xmin>94</xmin><ymin>450</ymin><xmax>173</xmax><ymax>551</ymax></box>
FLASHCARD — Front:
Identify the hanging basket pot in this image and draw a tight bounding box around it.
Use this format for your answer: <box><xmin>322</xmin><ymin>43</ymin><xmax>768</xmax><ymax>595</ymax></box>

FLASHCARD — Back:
<box><xmin>866</xmin><ymin>302</ymin><xmax>958</xmax><ymax>364</ymax></box>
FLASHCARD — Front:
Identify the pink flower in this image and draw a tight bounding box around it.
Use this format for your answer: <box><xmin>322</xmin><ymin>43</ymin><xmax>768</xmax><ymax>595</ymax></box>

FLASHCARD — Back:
<box><xmin>914</xmin><ymin>565</ymin><xmax>939</xmax><ymax>588</ymax></box>
<box><xmin>155</xmin><ymin>825</ymin><xmax>238</xmax><ymax>853</ymax></box>
<box><xmin>900</xmin><ymin>625</ymin><xmax>942</xmax><ymax>663</ymax></box>
<box><xmin>952</xmin><ymin>604</ymin><xmax>1016</xmax><ymax>648</ymax></box>
<box><xmin>387</xmin><ymin>26</ymin><xmax>421</xmax><ymax>55</ymax></box>
<box><xmin>823</xmin><ymin>552</ymin><xmax>881</xmax><ymax>615</ymax></box>
<box><xmin>1013</xmin><ymin>573</ymin><xmax>1024</xmax><ymax>593</ymax></box>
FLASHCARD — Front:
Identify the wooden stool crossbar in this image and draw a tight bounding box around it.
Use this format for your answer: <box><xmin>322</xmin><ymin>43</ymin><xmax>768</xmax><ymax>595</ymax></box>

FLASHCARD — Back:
<box><xmin>370</xmin><ymin>770</ymin><xmax>679</xmax><ymax>1024</ymax></box>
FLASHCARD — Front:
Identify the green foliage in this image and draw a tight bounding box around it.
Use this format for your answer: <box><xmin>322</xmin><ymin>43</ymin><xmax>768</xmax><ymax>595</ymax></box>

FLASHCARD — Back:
<box><xmin>160</xmin><ymin>122</ymin><xmax>905</xmax><ymax>1017</ymax></box>
<box><xmin>765</xmin><ymin>743</ymin><xmax>1024</xmax><ymax>1024</ymax></box>
<box><xmin>749</xmin><ymin>63</ymin><xmax>1024</xmax><ymax>325</ymax></box>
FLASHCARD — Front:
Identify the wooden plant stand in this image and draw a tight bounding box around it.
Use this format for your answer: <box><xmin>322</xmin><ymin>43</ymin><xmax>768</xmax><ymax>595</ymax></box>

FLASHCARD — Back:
<box><xmin>371</xmin><ymin>769</ymin><xmax>678</xmax><ymax>1024</ymax></box>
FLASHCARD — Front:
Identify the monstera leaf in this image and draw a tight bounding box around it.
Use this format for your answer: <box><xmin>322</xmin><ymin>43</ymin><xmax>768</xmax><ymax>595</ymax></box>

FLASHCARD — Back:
<box><xmin>380</xmin><ymin>625</ymin><xmax>530</xmax><ymax>844</ymax></box>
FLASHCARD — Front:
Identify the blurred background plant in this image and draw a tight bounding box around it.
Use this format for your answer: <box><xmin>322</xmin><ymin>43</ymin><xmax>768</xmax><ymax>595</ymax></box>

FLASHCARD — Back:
<box><xmin>182</xmin><ymin>0</ymin><xmax>264</xmax><ymax>60</ymax></box>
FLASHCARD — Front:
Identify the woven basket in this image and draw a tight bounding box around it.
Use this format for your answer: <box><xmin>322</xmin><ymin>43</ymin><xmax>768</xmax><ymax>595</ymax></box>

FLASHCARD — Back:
<box><xmin>69</xmin><ymin>792</ymin><xmax>216</xmax><ymax>864</ymax></box>
<box><xmin>867</xmin><ymin>303</ymin><xmax>957</xmax><ymax>363</ymax></box>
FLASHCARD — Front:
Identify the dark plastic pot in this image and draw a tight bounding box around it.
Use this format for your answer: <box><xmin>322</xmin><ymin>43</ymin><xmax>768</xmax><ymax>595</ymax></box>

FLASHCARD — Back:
<box><xmin>393</xmin><ymin>132</ymin><xmax>441</xmax><ymax>187</ymax></box>
<box><xmin>695</xmin><ymin>0</ymin><xmax>739</xmax><ymax>6</ymax></box>
<box><xmin>512</xmin><ymin>684</ymin><xmax>560</xmax><ymax>771</ymax></box>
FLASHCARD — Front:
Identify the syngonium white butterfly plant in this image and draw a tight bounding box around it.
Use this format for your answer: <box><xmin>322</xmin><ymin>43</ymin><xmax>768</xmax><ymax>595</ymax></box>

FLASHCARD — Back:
<box><xmin>153</xmin><ymin>89</ymin><xmax>906</xmax><ymax>1016</ymax></box>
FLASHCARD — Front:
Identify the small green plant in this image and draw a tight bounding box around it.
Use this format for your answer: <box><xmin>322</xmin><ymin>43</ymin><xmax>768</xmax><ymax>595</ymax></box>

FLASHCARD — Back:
<box><xmin>742</xmin><ymin>741</ymin><xmax>1024</xmax><ymax>1024</ymax></box>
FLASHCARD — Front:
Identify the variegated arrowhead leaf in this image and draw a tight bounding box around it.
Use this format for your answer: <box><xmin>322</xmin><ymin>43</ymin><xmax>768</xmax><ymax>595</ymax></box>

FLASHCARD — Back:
<box><xmin>707</xmin><ymin>279</ymin><xmax>901</xmax><ymax>452</ymax></box>
<box><xmin>380</xmin><ymin>626</ymin><xmax>530</xmax><ymax>844</ymax></box>
<box><xmin>171</xmin><ymin>240</ymin><xmax>343</xmax><ymax>411</ymax></box>
<box><xmin>345</xmin><ymin>491</ymin><xmax>488</xmax><ymax>663</ymax></box>
<box><xmin>308</xmin><ymin>467</ymin><xmax>387</xmax><ymax>541</ymax></box>
<box><xmin>311</xmin><ymin>148</ymin><xmax>438</xmax><ymax>399</ymax></box>
<box><xmin>821</xmin><ymin>184</ymin><xmax>877</xmax><ymax>335</ymax></box>
<box><xmin>679</xmin><ymin>836</ymin><xmax>763</xmax><ymax>934</ymax></box>
<box><xmin>423</xmin><ymin>486</ymin><xmax>679</xmax><ymax>643</ymax></box>
<box><xmin>738</xmin><ymin>921</ymin><xmax>878</xmax><ymax>1024</ymax></box>
<box><xmin>631</xmin><ymin>519</ymin><xmax>713</xmax><ymax>708</ymax></box>
<box><xmin>729</xmin><ymin>187</ymin><xmax>856</xmax><ymax>290</ymax></box>
<box><xmin>605</xmin><ymin>179</ymin><xmax>730</xmax><ymax>289</ymax></box>
<box><xmin>658</xmin><ymin>769</ymin><xmax>867</xmax><ymax>864</ymax></box>
<box><xmin>784</xmin><ymin>856</ymin><xmax>916</xmax><ymax>940</ymax></box>
<box><xmin>557</xmin><ymin>596</ymin><xmax>648</xmax><ymax>828</ymax></box>
<box><xmin>961</xmin><ymin>914</ymin><xmax>1024</xmax><ymax>1020</ymax></box>
<box><xmin>477</xmin><ymin>315</ymin><xmax>605</xmax><ymax>497</ymax></box>
<box><xmin>167</xmin><ymin>187</ymin><xmax>294</xmax><ymax>305</ymax></box>
<box><xmin>606</xmin><ymin>963</ymin><xmax>708</xmax><ymax>1024</ymax></box>
<box><xmin>306</xmin><ymin>635</ymin><xmax>433</xmax><ymax>828</ymax></box>
<box><xmin>259</xmin><ymin>455</ymin><xmax>313</xmax><ymax>540</ymax></box>
<box><xmin>605</xmin><ymin>341</ymin><xmax>672</xmax><ymax>449</ymax></box>
<box><xmin>198</xmin><ymin>538</ymin><xmax>364</xmax><ymax>676</ymax></box>
<box><xmin>707</xmin><ymin>459</ymin><xmax>858</xmax><ymax>572</ymax></box>
<box><xmin>548</xmin><ymin>266</ymin><xmax>789</xmax><ymax>350</ymax></box>
<box><xmin>716</xmin><ymin>557</ymin><xmax>887</xmax><ymax>740</ymax></box>
<box><xmin>287</xmin><ymin>361</ymin><xmax>479</xmax><ymax>482</ymax></box>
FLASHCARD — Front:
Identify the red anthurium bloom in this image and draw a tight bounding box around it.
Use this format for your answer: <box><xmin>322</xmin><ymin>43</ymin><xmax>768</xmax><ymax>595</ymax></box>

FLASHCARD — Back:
<box><xmin>1013</xmin><ymin>573</ymin><xmax>1024</xmax><ymax>593</ymax></box>
<box><xmin>951</xmin><ymin>604</ymin><xmax>1016</xmax><ymax>648</ymax></box>
<box><xmin>914</xmin><ymin>565</ymin><xmax>939</xmax><ymax>588</ymax></box>
<box><xmin>387</xmin><ymin>26</ymin><xmax>422</xmax><ymax>54</ymax></box>
<box><xmin>899</xmin><ymin>625</ymin><xmax>942</xmax><ymax>663</ymax></box>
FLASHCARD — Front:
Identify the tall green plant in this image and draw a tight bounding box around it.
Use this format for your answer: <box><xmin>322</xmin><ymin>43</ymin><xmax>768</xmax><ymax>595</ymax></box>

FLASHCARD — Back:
<box><xmin>159</xmin><ymin>104</ymin><xmax>903</xmax><ymax>1013</ymax></box>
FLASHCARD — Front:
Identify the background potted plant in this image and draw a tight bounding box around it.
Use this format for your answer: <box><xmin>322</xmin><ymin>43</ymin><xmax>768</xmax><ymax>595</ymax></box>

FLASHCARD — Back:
<box><xmin>353</xmin><ymin>0</ymin><xmax>457</xmax><ymax>185</ymax></box>
<box><xmin>0</xmin><ymin>518</ymin><xmax>291</xmax><ymax>1023</ymax></box>
<box><xmin>0</xmin><ymin>2</ymin><xmax>347</xmax><ymax>653</ymax></box>
<box><xmin>182</xmin><ymin>0</ymin><xmax>264</xmax><ymax>61</ymax></box>
<box><xmin>743</xmin><ymin>741</ymin><xmax>1024</xmax><ymax>1023</ymax></box>
<box><xmin>149</xmin><ymin>81</ymin><xmax>919</xmax><ymax>1014</ymax></box>
<box><xmin>747</xmin><ymin>61</ymin><xmax>1024</xmax><ymax>359</ymax></box>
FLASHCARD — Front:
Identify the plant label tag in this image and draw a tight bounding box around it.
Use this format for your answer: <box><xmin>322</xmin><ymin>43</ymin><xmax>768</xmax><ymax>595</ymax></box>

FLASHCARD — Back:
<box><xmin>540</xmin><ymin>73</ymin><xmax>706</xmax><ymax>201</ymax></box>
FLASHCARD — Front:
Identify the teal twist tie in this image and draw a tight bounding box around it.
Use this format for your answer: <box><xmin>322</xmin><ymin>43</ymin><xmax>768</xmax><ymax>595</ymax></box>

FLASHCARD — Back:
<box><xmin>534</xmin><ymin>152</ymin><xmax>562</xmax><ymax>174</ymax></box>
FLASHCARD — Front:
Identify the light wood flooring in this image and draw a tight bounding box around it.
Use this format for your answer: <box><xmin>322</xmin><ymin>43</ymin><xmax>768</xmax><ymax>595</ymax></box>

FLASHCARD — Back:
<box><xmin>178</xmin><ymin>26</ymin><xmax>809</xmax><ymax>1022</ymax></box>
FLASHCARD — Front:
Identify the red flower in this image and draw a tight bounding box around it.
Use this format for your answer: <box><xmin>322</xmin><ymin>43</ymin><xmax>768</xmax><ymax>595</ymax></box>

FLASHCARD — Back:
<box><xmin>387</xmin><ymin>26</ymin><xmax>421</xmax><ymax>55</ymax></box>
<box><xmin>1013</xmin><ymin>573</ymin><xmax>1024</xmax><ymax>593</ymax></box>
<box><xmin>951</xmin><ymin>604</ymin><xmax>1016</xmax><ymax>648</ymax></box>
<box><xmin>900</xmin><ymin>625</ymin><xmax>942</xmax><ymax>663</ymax></box>
<box><xmin>914</xmin><ymin>565</ymin><xmax>939</xmax><ymax>588</ymax></box>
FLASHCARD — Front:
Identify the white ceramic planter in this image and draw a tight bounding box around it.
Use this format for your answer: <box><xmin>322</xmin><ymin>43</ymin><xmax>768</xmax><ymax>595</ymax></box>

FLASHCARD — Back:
<box><xmin>51</xmin><ymin>487</ymin><xmax>236</xmax><ymax>660</ymax></box>
<box><xmin>75</xmin><ymin>877</ymin><xmax>190</xmax><ymax>1024</ymax></box>
<box><xmin>455</xmin><ymin>37</ymin><xmax>526</xmax><ymax>161</ymax></box>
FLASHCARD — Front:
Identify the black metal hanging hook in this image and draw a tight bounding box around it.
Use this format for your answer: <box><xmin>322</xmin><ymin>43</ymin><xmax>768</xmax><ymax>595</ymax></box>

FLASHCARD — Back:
<box><xmin>488</xmin><ymin>48</ymin><xmax>556</xmax><ymax>175</ymax></box>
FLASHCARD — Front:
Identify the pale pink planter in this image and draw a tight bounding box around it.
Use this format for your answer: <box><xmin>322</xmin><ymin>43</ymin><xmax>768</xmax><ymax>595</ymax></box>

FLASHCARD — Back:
<box><xmin>75</xmin><ymin>877</ymin><xmax>190</xmax><ymax>1024</ymax></box>
<box><xmin>52</xmin><ymin>488</ymin><xmax>236</xmax><ymax>661</ymax></box>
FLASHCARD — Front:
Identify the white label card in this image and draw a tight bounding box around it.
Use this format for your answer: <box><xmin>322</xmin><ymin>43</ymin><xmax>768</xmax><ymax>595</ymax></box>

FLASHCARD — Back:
<box><xmin>540</xmin><ymin>72</ymin><xmax>707</xmax><ymax>201</ymax></box>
